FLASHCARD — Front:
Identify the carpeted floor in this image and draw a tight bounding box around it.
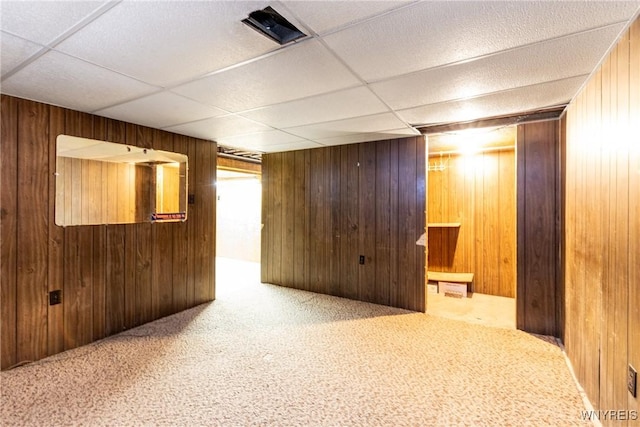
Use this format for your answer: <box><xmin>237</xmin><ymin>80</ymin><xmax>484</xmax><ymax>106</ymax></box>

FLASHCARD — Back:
<box><xmin>1</xmin><ymin>259</ymin><xmax>590</xmax><ymax>426</ymax></box>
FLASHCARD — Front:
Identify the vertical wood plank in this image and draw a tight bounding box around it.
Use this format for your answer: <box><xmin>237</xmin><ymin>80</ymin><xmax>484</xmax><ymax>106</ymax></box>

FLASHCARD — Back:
<box><xmin>358</xmin><ymin>142</ymin><xmax>376</xmax><ymax>303</ymax></box>
<box><xmin>105</xmin><ymin>119</ymin><xmax>127</xmax><ymax>335</ymax></box>
<box><xmin>328</xmin><ymin>146</ymin><xmax>341</xmax><ymax>296</ymax></box>
<box><xmin>152</xmin><ymin>129</ymin><xmax>175</xmax><ymax>318</ymax></box>
<box><xmin>1</xmin><ymin>95</ymin><xmax>18</xmax><ymax>369</ymax></box>
<box><xmin>92</xmin><ymin>117</ymin><xmax>108</xmax><ymax>341</ymax></box>
<box><xmin>172</xmin><ymin>134</ymin><xmax>189</xmax><ymax>312</ymax></box>
<box><xmin>271</xmin><ymin>153</ymin><xmax>283</xmax><ymax>285</ymax></box>
<box><xmin>483</xmin><ymin>152</ymin><xmax>500</xmax><ymax>296</ymax></box>
<box><xmin>516</xmin><ymin>121</ymin><xmax>559</xmax><ymax>336</ymax></box>
<box><xmin>498</xmin><ymin>150</ymin><xmax>516</xmax><ymax>298</ymax></box>
<box><xmin>293</xmin><ymin>151</ymin><xmax>306</xmax><ymax>288</ymax></box>
<box><xmin>308</xmin><ymin>149</ymin><xmax>326</xmax><ymax>294</ymax></box>
<box><xmin>193</xmin><ymin>140</ymin><xmax>214</xmax><ymax>304</ymax></box>
<box><xmin>47</xmin><ymin>106</ymin><xmax>65</xmax><ymax>354</ymax></box>
<box><xmin>628</xmin><ymin>17</ymin><xmax>640</xmax><ymax>417</ymax></box>
<box><xmin>388</xmin><ymin>140</ymin><xmax>400</xmax><ymax>308</ymax></box>
<box><xmin>210</xmin><ymin>142</ymin><xmax>217</xmax><ymax>302</ymax></box>
<box><xmin>341</xmin><ymin>144</ymin><xmax>359</xmax><ymax>300</ymax></box>
<box><xmin>414</xmin><ymin>136</ymin><xmax>426</xmax><ymax>312</ymax></box>
<box><xmin>375</xmin><ymin>140</ymin><xmax>391</xmax><ymax>306</ymax></box>
<box><xmin>397</xmin><ymin>138</ymin><xmax>418</xmax><ymax>310</ymax></box>
<box><xmin>281</xmin><ymin>152</ymin><xmax>296</xmax><ymax>287</ymax></box>
<box><xmin>65</xmin><ymin>110</ymin><xmax>95</xmax><ymax>347</ymax></box>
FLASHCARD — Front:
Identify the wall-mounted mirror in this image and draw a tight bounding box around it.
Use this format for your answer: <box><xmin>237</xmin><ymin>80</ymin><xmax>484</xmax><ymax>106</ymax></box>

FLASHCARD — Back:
<box><xmin>55</xmin><ymin>135</ymin><xmax>188</xmax><ymax>226</ymax></box>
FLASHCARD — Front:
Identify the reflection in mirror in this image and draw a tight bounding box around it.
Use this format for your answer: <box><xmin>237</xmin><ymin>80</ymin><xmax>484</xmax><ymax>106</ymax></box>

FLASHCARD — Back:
<box><xmin>55</xmin><ymin>135</ymin><xmax>188</xmax><ymax>226</ymax></box>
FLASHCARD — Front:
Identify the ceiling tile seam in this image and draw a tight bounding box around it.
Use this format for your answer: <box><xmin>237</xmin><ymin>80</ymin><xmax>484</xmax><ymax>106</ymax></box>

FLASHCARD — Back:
<box><xmin>0</xmin><ymin>43</ymin><xmax>49</xmax><ymax>83</ymax></box>
<box><xmin>562</xmin><ymin>5</ymin><xmax>640</xmax><ymax>111</ymax></box>
<box><xmin>276</xmin><ymin>110</ymin><xmax>410</xmax><ymax>132</ymax></box>
<box><xmin>1</xmin><ymin>1</ymin><xmax>122</xmax><ymax>82</ymax></box>
<box><xmin>274</xmin><ymin>0</ymin><xmax>422</xmax><ymax>39</ymax></box>
<box><xmin>401</xmin><ymin>75</ymin><xmax>588</xmax><ymax>126</ymax></box>
<box><xmin>2</xmin><ymin>45</ymin><xmax>169</xmax><ymax>107</ymax></box>
<box><xmin>159</xmin><ymin>111</ymin><xmax>291</xmax><ymax>138</ymax></box>
<box><xmin>363</xmin><ymin>21</ymin><xmax>630</xmax><ymax>87</ymax></box>
<box><xmin>88</xmin><ymin>87</ymin><xmax>169</xmax><ymax>114</ymax></box>
<box><xmin>275</xmin><ymin>3</ymin><xmax>418</xmax><ymax>134</ymax></box>
<box><xmin>91</xmin><ymin>90</ymin><xmax>234</xmax><ymax>123</ymax></box>
<box><xmin>230</xmin><ymin>83</ymin><xmax>366</xmax><ymax>116</ymax></box>
<box><xmin>313</xmin><ymin>37</ymin><xmax>418</xmax><ymax>132</ymax></box>
<box><xmin>160</xmin><ymin>37</ymin><xmax>315</xmax><ymax>92</ymax></box>
<box><xmin>371</xmin><ymin>67</ymin><xmax>595</xmax><ymax>114</ymax></box>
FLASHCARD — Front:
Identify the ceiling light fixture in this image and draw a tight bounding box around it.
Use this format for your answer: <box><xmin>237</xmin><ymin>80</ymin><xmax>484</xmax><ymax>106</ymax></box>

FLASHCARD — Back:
<box><xmin>242</xmin><ymin>6</ymin><xmax>306</xmax><ymax>45</ymax></box>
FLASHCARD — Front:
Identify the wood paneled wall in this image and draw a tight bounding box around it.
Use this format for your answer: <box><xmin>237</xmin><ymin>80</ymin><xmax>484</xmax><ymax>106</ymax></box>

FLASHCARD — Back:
<box><xmin>0</xmin><ymin>95</ymin><xmax>216</xmax><ymax>370</ymax></box>
<box><xmin>55</xmin><ymin>158</ymin><xmax>138</xmax><ymax>225</ymax></box>
<box><xmin>427</xmin><ymin>149</ymin><xmax>516</xmax><ymax>297</ymax></box>
<box><xmin>563</xmin><ymin>18</ymin><xmax>639</xmax><ymax>423</ymax></box>
<box><xmin>261</xmin><ymin>137</ymin><xmax>426</xmax><ymax>312</ymax></box>
<box><xmin>516</xmin><ymin>120</ymin><xmax>562</xmax><ymax>337</ymax></box>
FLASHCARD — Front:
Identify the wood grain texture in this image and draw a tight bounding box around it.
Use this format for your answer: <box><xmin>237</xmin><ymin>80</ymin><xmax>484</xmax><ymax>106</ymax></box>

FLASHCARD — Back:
<box><xmin>516</xmin><ymin>120</ymin><xmax>559</xmax><ymax>337</ymax></box>
<box><xmin>217</xmin><ymin>156</ymin><xmax>261</xmax><ymax>174</ymax></box>
<box><xmin>427</xmin><ymin>149</ymin><xmax>515</xmax><ymax>297</ymax></box>
<box><xmin>0</xmin><ymin>95</ymin><xmax>216</xmax><ymax>369</ymax></box>
<box><xmin>628</xmin><ymin>16</ymin><xmax>639</xmax><ymax>418</ymax></box>
<box><xmin>1</xmin><ymin>95</ymin><xmax>18</xmax><ymax>369</ymax></box>
<box><xmin>47</xmin><ymin>106</ymin><xmax>65</xmax><ymax>355</ymax></box>
<box><xmin>152</xmin><ymin>130</ymin><xmax>174</xmax><ymax>319</ymax></box>
<box><xmin>563</xmin><ymin>18</ymin><xmax>639</xmax><ymax>421</ymax></box>
<box><xmin>358</xmin><ymin>142</ymin><xmax>376</xmax><ymax>303</ymax></box>
<box><xmin>172</xmin><ymin>135</ymin><xmax>189</xmax><ymax>313</ymax></box>
<box><xmin>262</xmin><ymin>137</ymin><xmax>426</xmax><ymax>312</ymax></box>
<box><xmin>16</xmin><ymin>100</ymin><xmax>49</xmax><ymax>363</ymax></box>
<box><xmin>64</xmin><ymin>110</ymin><xmax>95</xmax><ymax>349</ymax></box>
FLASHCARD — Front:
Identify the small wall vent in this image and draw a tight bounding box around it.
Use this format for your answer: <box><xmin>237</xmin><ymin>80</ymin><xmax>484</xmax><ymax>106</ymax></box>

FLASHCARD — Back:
<box><xmin>242</xmin><ymin>6</ymin><xmax>306</xmax><ymax>45</ymax></box>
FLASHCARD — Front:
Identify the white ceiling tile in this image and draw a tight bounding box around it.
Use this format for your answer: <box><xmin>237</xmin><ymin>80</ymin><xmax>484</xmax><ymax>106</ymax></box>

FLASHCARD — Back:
<box><xmin>1</xmin><ymin>50</ymin><xmax>158</xmax><ymax>112</ymax></box>
<box><xmin>215</xmin><ymin>130</ymin><xmax>305</xmax><ymax>151</ymax></box>
<box><xmin>314</xmin><ymin>128</ymin><xmax>421</xmax><ymax>146</ymax></box>
<box><xmin>56</xmin><ymin>1</ymin><xmax>280</xmax><ymax>86</ymax></box>
<box><xmin>240</xmin><ymin>86</ymin><xmax>388</xmax><ymax>128</ymax></box>
<box><xmin>260</xmin><ymin>140</ymin><xmax>325</xmax><ymax>153</ymax></box>
<box><xmin>94</xmin><ymin>91</ymin><xmax>227</xmax><ymax>129</ymax></box>
<box><xmin>280</xmin><ymin>0</ymin><xmax>415</xmax><ymax>35</ymax></box>
<box><xmin>323</xmin><ymin>1</ymin><xmax>640</xmax><ymax>82</ymax></box>
<box><xmin>172</xmin><ymin>39</ymin><xmax>360</xmax><ymax>112</ymax></box>
<box><xmin>0</xmin><ymin>1</ymin><xmax>109</xmax><ymax>45</ymax></box>
<box><xmin>397</xmin><ymin>76</ymin><xmax>588</xmax><ymax>126</ymax></box>
<box><xmin>0</xmin><ymin>32</ymin><xmax>43</xmax><ymax>77</ymax></box>
<box><xmin>164</xmin><ymin>115</ymin><xmax>272</xmax><ymax>141</ymax></box>
<box><xmin>371</xmin><ymin>24</ymin><xmax>625</xmax><ymax>111</ymax></box>
<box><xmin>284</xmin><ymin>112</ymin><xmax>412</xmax><ymax>139</ymax></box>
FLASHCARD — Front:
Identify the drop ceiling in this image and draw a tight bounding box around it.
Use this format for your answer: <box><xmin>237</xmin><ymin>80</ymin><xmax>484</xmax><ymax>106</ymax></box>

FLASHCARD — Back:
<box><xmin>1</xmin><ymin>1</ymin><xmax>639</xmax><ymax>154</ymax></box>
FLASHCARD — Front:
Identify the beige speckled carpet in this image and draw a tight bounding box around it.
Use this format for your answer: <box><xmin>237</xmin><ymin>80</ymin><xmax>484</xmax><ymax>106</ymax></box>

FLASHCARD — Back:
<box><xmin>1</xmin><ymin>259</ymin><xmax>589</xmax><ymax>426</ymax></box>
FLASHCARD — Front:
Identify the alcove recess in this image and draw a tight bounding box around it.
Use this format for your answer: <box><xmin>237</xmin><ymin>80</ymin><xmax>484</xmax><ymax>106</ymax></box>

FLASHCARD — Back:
<box><xmin>426</xmin><ymin>126</ymin><xmax>516</xmax><ymax>298</ymax></box>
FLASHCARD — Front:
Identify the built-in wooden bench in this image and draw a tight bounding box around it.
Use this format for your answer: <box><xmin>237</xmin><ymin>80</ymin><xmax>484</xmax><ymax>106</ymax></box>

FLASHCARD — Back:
<box><xmin>427</xmin><ymin>271</ymin><xmax>474</xmax><ymax>298</ymax></box>
<box><xmin>427</xmin><ymin>271</ymin><xmax>474</xmax><ymax>284</ymax></box>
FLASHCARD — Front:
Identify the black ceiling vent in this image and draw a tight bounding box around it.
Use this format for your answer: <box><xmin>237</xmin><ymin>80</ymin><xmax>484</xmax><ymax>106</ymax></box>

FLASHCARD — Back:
<box><xmin>242</xmin><ymin>6</ymin><xmax>306</xmax><ymax>45</ymax></box>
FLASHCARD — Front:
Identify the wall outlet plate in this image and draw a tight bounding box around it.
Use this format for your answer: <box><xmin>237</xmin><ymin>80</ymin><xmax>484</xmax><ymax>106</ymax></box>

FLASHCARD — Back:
<box><xmin>49</xmin><ymin>290</ymin><xmax>62</xmax><ymax>306</ymax></box>
<box><xmin>629</xmin><ymin>365</ymin><xmax>637</xmax><ymax>397</ymax></box>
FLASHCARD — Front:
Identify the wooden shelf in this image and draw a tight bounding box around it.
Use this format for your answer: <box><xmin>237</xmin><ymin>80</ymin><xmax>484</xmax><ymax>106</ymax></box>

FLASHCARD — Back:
<box><xmin>427</xmin><ymin>222</ymin><xmax>461</xmax><ymax>228</ymax></box>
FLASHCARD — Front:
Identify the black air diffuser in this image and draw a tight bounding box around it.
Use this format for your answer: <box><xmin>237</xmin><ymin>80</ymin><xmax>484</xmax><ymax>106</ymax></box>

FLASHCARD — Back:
<box><xmin>242</xmin><ymin>6</ymin><xmax>306</xmax><ymax>45</ymax></box>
